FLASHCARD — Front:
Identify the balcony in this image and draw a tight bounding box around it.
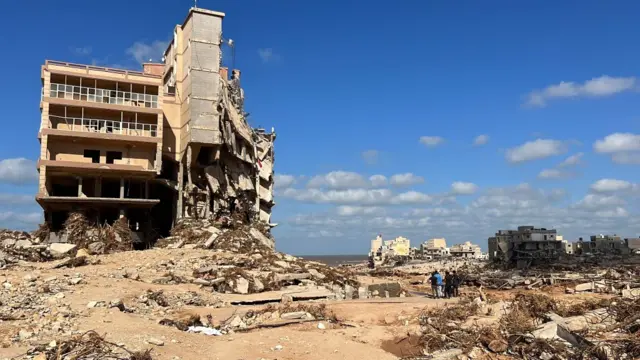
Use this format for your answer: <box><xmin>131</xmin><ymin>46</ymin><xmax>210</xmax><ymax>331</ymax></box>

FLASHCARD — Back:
<box><xmin>48</xmin><ymin>83</ymin><xmax>158</xmax><ymax>109</ymax></box>
<box><xmin>49</xmin><ymin>115</ymin><xmax>157</xmax><ymax>138</ymax></box>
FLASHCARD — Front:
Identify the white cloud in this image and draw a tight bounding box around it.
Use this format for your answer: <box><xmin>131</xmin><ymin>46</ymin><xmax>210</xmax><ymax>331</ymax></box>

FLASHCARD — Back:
<box><xmin>369</xmin><ymin>175</ymin><xmax>388</xmax><ymax>187</ymax></box>
<box><xmin>506</xmin><ymin>139</ymin><xmax>567</xmax><ymax>163</ymax></box>
<box><xmin>419</xmin><ymin>136</ymin><xmax>445</xmax><ymax>147</ymax></box>
<box><xmin>450</xmin><ymin>182</ymin><xmax>478</xmax><ymax>195</ymax></box>
<box><xmin>0</xmin><ymin>211</ymin><xmax>42</xmax><ymax>230</ymax></box>
<box><xmin>389</xmin><ymin>173</ymin><xmax>424</xmax><ymax>187</ymax></box>
<box><xmin>573</xmin><ymin>194</ymin><xmax>625</xmax><ymax>210</ymax></box>
<box><xmin>361</xmin><ymin>150</ymin><xmax>379</xmax><ymax>165</ymax></box>
<box><xmin>593</xmin><ymin>133</ymin><xmax>640</xmax><ymax>165</ymax></box>
<box><xmin>126</xmin><ymin>40</ymin><xmax>168</xmax><ymax>64</ymax></box>
<box><xmin>336</xmin><ymin>206</ymin><xmax>385</xmax><ymax>216</ymax></box>
<box><xmin>258</xmin><ymin>48</ymin><xmax>282</xmax><ymax>63</ymax></box>
<box><xmin>473</xmin><ymin>135</ymin><xmax>489</xmax><ymax>146</ymax></box>
<box><xmin>537</xmin><ymin>168</ymin><xmax>573</xmax><ymax>180</ymax></box>
<box><xmin>525</xmin><ymin>76</ymin><xmax>636</xmax><ymax>107</ymax></box>
<box><xmin>0</xmin><ymin>193</ymin><xmax>34</xmax><ymax>205</ymax></box>
<box><xmin>307</xmin><ymin>230</ymin><xmax>345</xmax><ymax>239</ymax></box>
<box><xmin>594</xmin><ymin>133</ymin><xmax>640</xmax><ymax>153</ymax></box>
<box><xmin>274</xmin><ymin>174</ymin><xmax>297</xmax><ymax>189</ymax></box>
<box><xmin>558</xmin><ymin>152</ymin><xmax>584</xmax><ymax>167</ymax></box>
<box><xmin>282</xmin><ymin>180</ymin><xmax>640</xmax><ymax>250</ymax></box>
<box><xmin>390</xmin><ymin>191</ymin><xmax>434</xmax><ymax>205</ymax></box>
<box><xmin>0</xmin><ymin>158</ymin><xmax>38</xmax><ymax>185</ymax></box>
<box><xmin>282</xmin><ymin>188</ymin><xmax>394</xmax><ymax>205</ymax></box>
<box><xmin>590</xmin><ymin>179</ymin><xmax>635</xmax><ymax>193</ymax></box>
<box><xmin>307</xmin><ymin>171</ymin><xmax>368</xmax><ymax>189</ymax></box>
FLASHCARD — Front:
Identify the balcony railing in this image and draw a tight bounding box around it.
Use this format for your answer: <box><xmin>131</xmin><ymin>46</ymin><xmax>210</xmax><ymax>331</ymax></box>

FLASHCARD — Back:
<box><xmin>49</xmin><ymin>115</ymin><xmax>157</xmax><ymax>138</ymax></box>
<box><xmin>48</xmin><ymin>83</ymin><xmax>158</xmax><ymax>109</ymax></box>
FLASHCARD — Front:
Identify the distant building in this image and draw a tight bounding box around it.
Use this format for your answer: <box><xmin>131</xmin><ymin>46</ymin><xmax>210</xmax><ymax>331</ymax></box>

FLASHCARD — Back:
<box><xmin>425</xmin><ymin>238</ymin><xmax>447</xmax><ymax>249</ymax></box>
<box><xmin>626</xmin><ymin>238</ymin><xmax>640</xmax><ymax>253</ymax></box>
<box><xmin>575</xmin><ymin>234</ymin><xmax>630</xmax><ymax>255</ymax></box>
<box><xmin>450</xmin><ymin>241</ymin><xmax>482</xmax><ymax>259</ymax></box>
<box><xmin>369</xmin><ymin>235</ymin><xmax>411</xmax><ymax>260</ymax></box>
<box><xmin>420</xmin><ymin>237</ymin><xmax>449</xmax><ymax>258</ymax></box>
<box><xmin>370</xmin><ymin>235</ymin><xmax>383</xmax><ymax>256</ymax></box>
<box><xmin>488</xmin><ymin>225</ymin><xmax>566</xmax><ymax>268</ymax></box>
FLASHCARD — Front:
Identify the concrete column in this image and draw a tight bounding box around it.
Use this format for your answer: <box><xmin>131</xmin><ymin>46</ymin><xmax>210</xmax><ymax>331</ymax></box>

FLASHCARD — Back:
<box><xmin>95</xmin><ymin>177</ymin><xmax>102</xmax><ymax>197</ymax></box>
<box><xmin>145</xmin><ymin>180</ymin><xmax>149</xmax><ymax>199</ymax></box>
<box><xmin>186</xmin><ymin>145</ymin><xmax>193</xmax><ymax>187</ymax></box>
<box><xmin>177</xmin><ymin>161</ymin><xmax>184</xmax><ymax>219</ymax></box>
<box><xmin>77</xmin><ymin>177</ymin><xmax>83</xmax><ymax>197</ymax></box>
<box><xmin>205</xmin><ymin>190</ymin><xmax>210</xmax><ymax>218</ymax></box>
<box><xmin>120</xmin><ymin>178</ymin><xmax>125</xmax><ymax>199</ymax></box>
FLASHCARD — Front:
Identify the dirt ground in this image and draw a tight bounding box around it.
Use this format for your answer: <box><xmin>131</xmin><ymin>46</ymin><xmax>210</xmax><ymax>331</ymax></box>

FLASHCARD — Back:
<box><xmin>1</xmin><ymin>249</ymin><xmax>621</xmax><ymax>360</ymax></box>
<box><xmin>0</xmin><ymin>249</ymin><xmax>466</xmax><ymax>360</ymax></box>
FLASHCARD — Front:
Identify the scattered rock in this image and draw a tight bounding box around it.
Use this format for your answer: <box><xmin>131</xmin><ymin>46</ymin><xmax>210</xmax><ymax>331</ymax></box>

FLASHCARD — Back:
<box><xmin>281</xmin><ymin>312</ymin><xmax>307</xmax><ymax>320</ymax></box>
<box><xmin>487</xmin><ymin>339</ymin><xmax>508</xmax><ymax>353</ymax></box>
<box><xmin>234</xmin><ymin>278</ymin><xmax>249</xmax><ymax>294</ymax></box>
<box><xmin>318</xmin><ymin>323</ymin><xmax>326</xmax><ymax>330</ymax></box>
<box><xmin>76</xmin><ymin>248</ymin><xmax>90</xmax><ymax>258</ymax></box>
<box><xmin>88</xmin><ymin>242</ymin><xmax>105</xmax><ymax>254</ymax></box>
<box><xmin>273</xmin><ymin>344</ymin><xmax>283</xmax><ymax>351</ymax></box>
<box><xmin>147</xmin><ymin>337</ymin><xmax>164</xmax><ymax>346</ymax></box>
<box><xmin>49</xmin><ymin>243</ymin><xmax>77</xmax><ymax>257</ymax></box>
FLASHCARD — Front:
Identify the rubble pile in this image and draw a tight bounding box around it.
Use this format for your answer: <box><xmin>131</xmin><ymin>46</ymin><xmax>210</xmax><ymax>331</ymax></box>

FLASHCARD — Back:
<box><xmin>220</xmin><ymin>303</ymin><xmax>337</xmax><ymax>332</ymax></box>
<box><xmin>0</xmin><ymin>274</ymin><xmax>81</xmax><ymax>347</ymax></box>
<box><xmin>61</xmin><ymin>212</ymin><xmax>134</xmax><ymax>255</ymax></box>
<box><xmin>0</xmin><ymin>212</ymin><xmax>135</xmax><ymax>265</ymax></box>
<box><xmin>16</xmin><ymin>331</ymin><xmax>153</xmax><ymax>360</ymax></box>
<box><xmin>154</xmin><ymin>218</ymin><xmax>357</xmax><ymax>296</ymax></box>
<box><xmin>0</xmin><ymin>229</ymin><xmax>52</xmax><ymax>264</ymax></box>
<box><xmin>156</xmin><ymin>217</ymin><xmax>274</xmax><ymax>251</ymax></box>
<box><xmin>412</xmin><ymin>292</ymin><xmax>640</xmax><ymax>359</ymax></box>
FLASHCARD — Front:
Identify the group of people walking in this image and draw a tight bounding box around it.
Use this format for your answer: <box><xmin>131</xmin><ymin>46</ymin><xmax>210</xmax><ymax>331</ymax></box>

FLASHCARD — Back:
<box><xmin>428</xmin><ymin>270</ymin><xmax>461</xmax><ymax>298</ymax></box>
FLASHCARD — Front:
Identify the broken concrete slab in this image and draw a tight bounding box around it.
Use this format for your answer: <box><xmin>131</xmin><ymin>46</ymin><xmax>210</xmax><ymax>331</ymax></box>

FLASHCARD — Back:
<box><xmin>531</xmin><ymin>321</ymin><xmax>580</xmax><ymax>347</ymax></box>
<box><xmin>575</xmin><ymin>281</ymin><xmax>606</xmax><ymax>292</ymax></box>
<box><xmin>274</xmin><ymin>273</ymin><xmax>311</xmax><ymax>282</ymax></box>
<box><xmin>367</xmin><ymin>282</ymin><xmax>402</xmax><ymax>298</ymax></box>
<box><xmin>622</xmin><ymin>288</ymin><xmax>640</xmax><ymax>298</ymax></box>
<box><xmin>280</xmin><ymin>312</ymin><xmax>307</xmax><ymax>320</ymax></box>
<box><xmin>49</xmin><ymin>243</ymin><xmax>77</xmax><ymax>257</ymax></box>
<box><xmin>203</xmin><ymin>228</ymin><xmax>221</xmax><ymax>249</ymax></box>
<box><xmin>249</xmin><ymin>228</ymin><xmax>274</xmax><ymax>249</ymax></box>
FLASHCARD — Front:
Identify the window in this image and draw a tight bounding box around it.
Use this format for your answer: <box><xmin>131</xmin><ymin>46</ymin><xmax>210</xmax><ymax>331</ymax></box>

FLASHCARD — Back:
<box><xmin>106</xmin><ymin>151</ymin><xmax>122</xmax><ymax>164</ymax></box>
<box><xmin>83</xmin><ymin>150</ymin><xmax>100</xmax><ymax>163</ymax></box>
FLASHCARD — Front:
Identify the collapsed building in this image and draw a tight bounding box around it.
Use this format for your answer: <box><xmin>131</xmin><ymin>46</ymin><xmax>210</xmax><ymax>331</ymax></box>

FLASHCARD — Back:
<box><xmin>449</xmin><ymin>241</ymin><xmax>483</xmax><ymax>259</ymax></box>
<box><xmin>36</xmin><ymin>7</ymin><xmax>275</xmax><ymax>245</ymax></box>
<box><xmin>574</xmin><ymin>234</ymin><xmax>631</xmax><ymax>255</ymax></box>
<box><xmin>488</xmin><ymin>226</ymin><xmax>568</xmax><ymax>268</ymax></box>
<box><xmin>419</xmin><ymin>237</ymin><xmax>450</xmax><ymax>258</ymax></box>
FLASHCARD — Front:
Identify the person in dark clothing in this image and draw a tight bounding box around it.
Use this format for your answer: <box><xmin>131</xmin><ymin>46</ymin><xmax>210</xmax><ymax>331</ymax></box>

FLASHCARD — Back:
<box><xmin>444</xmin><ymin>271</ymin><xmax>453</xmax><ymax>298</ymax></box>
<box><xmin>429</xmin><ymin>271</ymin><xmax>439</xmax><ymax>298</ymax></box>
<box><xmin>452</xmin><ymin>270</ymin><xmax>461</xmax><ymax>297</ymax></box>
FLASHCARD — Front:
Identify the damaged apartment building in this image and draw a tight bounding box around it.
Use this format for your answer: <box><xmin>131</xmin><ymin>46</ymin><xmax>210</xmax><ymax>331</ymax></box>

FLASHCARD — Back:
<box><xmin>488</xmin><ymin>226</ymin><xmax>568</xmax><ymax>268</ymax></box>
<box><xmin>37</xmin><ymin>7</ymin><xmax>275</xmax><ymax>243</ymax></box>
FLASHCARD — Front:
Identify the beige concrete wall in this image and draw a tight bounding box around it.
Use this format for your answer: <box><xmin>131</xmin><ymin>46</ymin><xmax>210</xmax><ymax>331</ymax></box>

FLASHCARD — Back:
<box><xmin>47</xmin><ymin>63</ymin><xmax>161</xmax><ymax>86</ymax></box>
<box><xmin>48</xmin><ymin>140</ymin><xmax>154</xmax><ymax>170</ymax></box>
<box><xmin>162</xmin><ymin>100</ymin><xmax>182</xmax><ymax>160</ymax></box>
<box><xmin>178</xmin><ymin>18</ymin><xmax>193</xmax><ymax>161</ymax></box>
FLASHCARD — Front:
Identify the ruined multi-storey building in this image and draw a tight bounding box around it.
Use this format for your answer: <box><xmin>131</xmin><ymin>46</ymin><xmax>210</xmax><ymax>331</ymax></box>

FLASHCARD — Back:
<box><xmin>450</xmin><ymin>241</ymin><xmax>482</xmax><ymax>259</ymax></box>
<box><xmin>37</xmin><ymin>7</ymin><xmax>275</xmax><ymax>243</ymax></box>
<box><xmin>574</xmin><ymin>234</ymin><xmax>631</xmax><ymax>255</ymax></box>
<box><xmin>488</xmin><ymin>226</ymin><xmax>567</xmax><ymax>268</ymax></box>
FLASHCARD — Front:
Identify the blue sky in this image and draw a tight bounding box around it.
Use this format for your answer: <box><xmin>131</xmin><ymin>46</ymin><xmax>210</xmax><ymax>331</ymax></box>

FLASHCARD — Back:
<box><xmin>1</xmin><ymin>0</ymin><xmax>640</xmax><ymax>254</ymax></box>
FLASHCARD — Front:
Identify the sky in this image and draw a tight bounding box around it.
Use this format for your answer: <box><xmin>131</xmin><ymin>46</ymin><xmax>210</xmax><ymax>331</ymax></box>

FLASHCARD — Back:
<box><xmin>1</xmin><ymin>1</ymin><xmax>640</xmax><ymax>255</ymax></box>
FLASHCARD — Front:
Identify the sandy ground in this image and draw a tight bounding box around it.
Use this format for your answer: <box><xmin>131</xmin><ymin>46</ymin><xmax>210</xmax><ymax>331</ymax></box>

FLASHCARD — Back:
<box><xmin>0</xmin><ymin>250</ymin><xmax>467</xmax><ymax>360</ymax></box>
